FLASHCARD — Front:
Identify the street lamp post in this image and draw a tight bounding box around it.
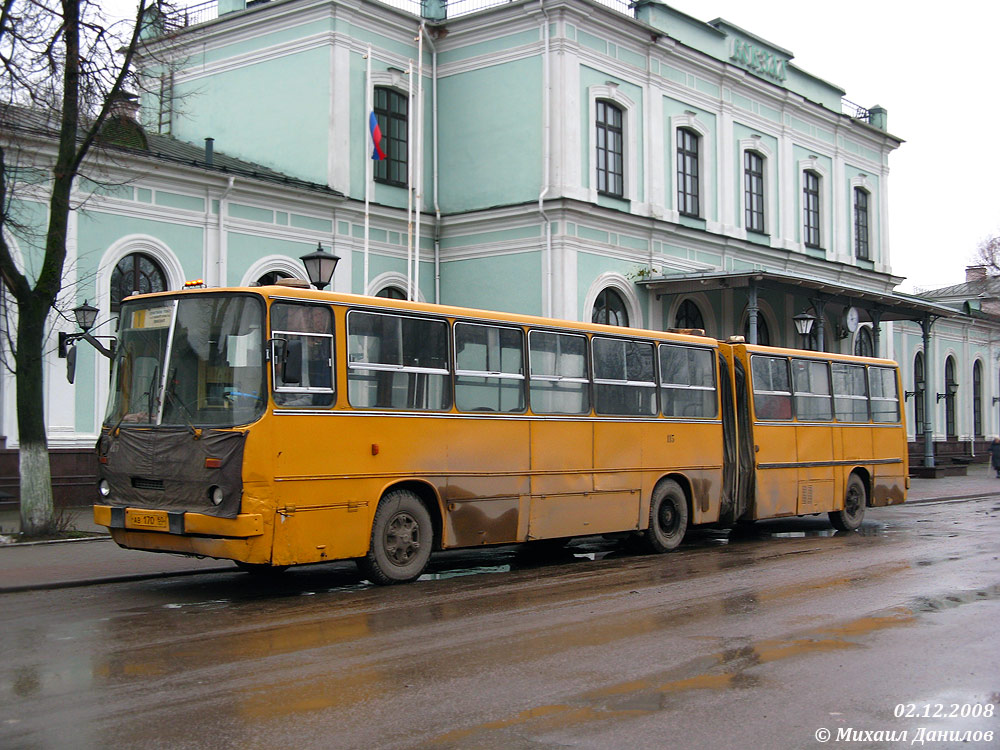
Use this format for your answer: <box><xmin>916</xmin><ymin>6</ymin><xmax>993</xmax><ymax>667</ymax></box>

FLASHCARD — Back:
<box><xmin>300</xmin><ymin>243</ymin><xmax>340</xmax><ymax>291</ymax></box>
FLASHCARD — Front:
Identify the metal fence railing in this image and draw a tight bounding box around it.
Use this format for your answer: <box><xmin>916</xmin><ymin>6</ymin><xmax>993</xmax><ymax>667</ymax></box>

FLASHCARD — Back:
<box><xmin>160</xmin><ymin>0</ymin><xmax>633</xmax><ymax>30</ymax></box>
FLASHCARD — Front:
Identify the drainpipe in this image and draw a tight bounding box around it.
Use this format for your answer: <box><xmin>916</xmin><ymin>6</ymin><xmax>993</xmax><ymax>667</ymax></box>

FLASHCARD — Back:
<box><xmin>218</xmin><ymin>175</ymin><xmax>235</xmax><ymax>286</ymax></box>
<box><xmin>421</xmin><ymin>23</ymin><xmax>442</xmax><ymax>304</ymax></box>
<box><xmin>538</xmin><ymin>0</ymin><xmax>552</xmax><ymax>317</ymax></box>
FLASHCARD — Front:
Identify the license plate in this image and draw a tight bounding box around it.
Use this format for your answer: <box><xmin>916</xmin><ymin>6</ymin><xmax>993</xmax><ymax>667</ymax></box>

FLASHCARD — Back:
<box><xmin>126</xmin><ymin>509</ymin><xmax>169</xmax><ymax>531</ymax></box>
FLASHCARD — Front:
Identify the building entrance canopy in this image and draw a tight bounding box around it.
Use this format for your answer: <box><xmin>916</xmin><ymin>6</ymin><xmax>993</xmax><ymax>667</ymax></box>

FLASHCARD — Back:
<box><xmin>639</xmin><ymin>269</ymin><xmax>954</xmax><ymax>352</ymax></box>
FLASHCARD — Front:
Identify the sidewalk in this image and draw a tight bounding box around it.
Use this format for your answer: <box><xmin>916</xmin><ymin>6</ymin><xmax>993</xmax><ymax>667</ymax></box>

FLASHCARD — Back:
<box><xmin>2</xmin><ymin>464</ymin><xmax>999</xmax><ymax>594</ymax></box>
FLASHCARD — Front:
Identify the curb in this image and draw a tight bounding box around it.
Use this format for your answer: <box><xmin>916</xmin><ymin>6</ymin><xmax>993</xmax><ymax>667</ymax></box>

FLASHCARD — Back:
<box><xmin>0</xmin><ymin>534</ymin><xmax>111</xmax><ymax>548</ymax></box>
<box><xmin>0</xmin><ymin>565</ymin><xmax>235</xmax><ymax>594</ymax></box>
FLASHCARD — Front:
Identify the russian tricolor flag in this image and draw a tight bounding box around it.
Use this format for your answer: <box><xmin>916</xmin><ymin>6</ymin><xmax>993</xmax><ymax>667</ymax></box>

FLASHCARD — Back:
<box><xmin>369</xmin><ymin>112</ymin><xmax>386</xmax><ymax>161</ymax></box>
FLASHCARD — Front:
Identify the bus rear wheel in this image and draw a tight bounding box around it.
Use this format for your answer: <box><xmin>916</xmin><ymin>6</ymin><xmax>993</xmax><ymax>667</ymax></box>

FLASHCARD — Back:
<box><xmin>829</xmin><ymin>474</ymin><xmax>866</xmax><ymax>531</ymax></box>
<box><xmin>358</xmin><ymin>489</ymin><xmax>433</xmax><ymax>585</ymax></box>
<box><xmin>644</xmin><ymin>479</ymin><xmax>689</xmax><ymax>553</ymax></box>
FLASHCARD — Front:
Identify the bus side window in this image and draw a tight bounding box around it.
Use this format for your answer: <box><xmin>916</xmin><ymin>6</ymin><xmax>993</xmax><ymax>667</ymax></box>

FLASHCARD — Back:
<box><xmin>791</xmin><ymin>358</ymin><xmax>832</xmax><ymax>421</ymax></box>
<box><xmin>347</xmin><ymin>311</ymin><xmax>451</xmax><ymax>411</ymax></box>
<box><xmin>528</xmin><ymin>330</ymin><xmax>589</xmax><ymax>415</ymax></box>
<box><xmin>831</xmin><ymin>362</ymin><xmax>869</xmax><ymax>421</ymax></box>
<box><xmin>271</xmin><ymin>302</ymin><xmax>334</xmax><ymax>407</ymax></box>
<box><xmin>869</xmin><ymin>366</ymin><xmax>901</xmax><ymax>423</ymax></box>
<box><xmin>751</xmin><ymin>355</ymin><xmax>792</xmax><ymax>420</ymax></box>
<box><xmin>593</xmin><ymin>337</ymin><xmax>656</xmax><ymax>416</ymax></box>
<box><xmin>659</xmin><ymin>344</ymin><xmax>717</xmax><ymax>418</ymax></box>
<box><xmin>455</xmin><ymin>323</ymin><xmax>525</xmax><ymax>413</ymax></box>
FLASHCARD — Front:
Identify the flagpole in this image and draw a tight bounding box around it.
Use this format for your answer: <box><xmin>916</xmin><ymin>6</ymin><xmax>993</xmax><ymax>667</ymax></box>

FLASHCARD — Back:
<box><xmin>406</xmin><ymin>58</ymin><xmax>414</xmax><ymax>301</ymax></box>
<box><xmin>415</xmin><ymin>29</ymin><xmax>423</xmax><ymax>304</ymax></box>
<box><xmin>364</xmin><ymin>44</ymin><xmax>372</xmax><ymax>295</ymax></box>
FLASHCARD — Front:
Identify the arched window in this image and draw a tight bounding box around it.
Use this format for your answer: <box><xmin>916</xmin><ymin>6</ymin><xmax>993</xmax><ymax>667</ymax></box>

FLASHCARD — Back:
<box><xmin>376</xmin><ymin>286</ymin><xmax>406</xmax><ymax>300</ymax></box>
<box><xmin>677</xmin><ymin>128</ymin><xmax>700</xmax><ymax>217</ymax></box>
<box><xmin>854</xmin><ymin>326</ymin><xmax>874</xmax><ymax>357</ymax></box>
<box><xmin>743</xmin><ymin>314</ymin><xmax>770</xmax><ymax>346</ymax></box>
<box><xmin>914</xmin><ymin>352</ymin><xmax>925</xmax><ymax>437</ymax></box>
<box><xmin>973</xmin><ymin>360</ymin><xmax>983</xmax><ymax>437</ymax></box>
<box><xmin>595</xmin><ymin>100</ymin><xmax>624</xmax><ymax>198</ymax></box>
<box><xmin>744</xmin><ymin>151</ymin><xmax>765</xmax><ymax>233</ymax></box>
<box><xmin>674</xmin><ymin>299</ymin><xmax>704</xmax><ymax>331</ymax></box>
<box><xmin>110</xmin><ymin>252</ymin><xmax>167</xmax><ymax>312</ymax></box>
<box><xmin>373</xmin><ymin>86</ymin><xmax>408</xmax><ymax>187</ymax></box>
<box><xmin>592</xmin><ymin>288</ymin><xmax>629</xmax><ymax>327</ymax></box>
<box><xmin>945</xmin><ymin>356</ymin><xmax>957</xmax><ymax>439</ymax></box>
<box><xmin>255</xmin><ymin>270</ymin><xmax>290</xmax><ymax>286</ymax></box>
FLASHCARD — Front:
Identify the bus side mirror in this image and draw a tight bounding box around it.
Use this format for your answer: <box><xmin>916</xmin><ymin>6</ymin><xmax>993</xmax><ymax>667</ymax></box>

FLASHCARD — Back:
<box><xmin>282</xmin><ymin>339</ymin><xmax>302</xmax><ymax>384</ymax></box>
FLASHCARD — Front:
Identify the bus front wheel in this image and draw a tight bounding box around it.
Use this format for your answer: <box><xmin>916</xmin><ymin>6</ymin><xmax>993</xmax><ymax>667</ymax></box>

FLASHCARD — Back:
<box><xmin>644</xmin><ymin>479</ymin><xmax>689</xmax><ymax>553</ymax></box>
<box><xmin>829</xmin><ymin>474</ymin><xmax>866</xmax><ymax>532</ymax></box>
<box><xmin>358</xmin><ymin>489</ymin><xmax>433</xmax><ymax>585</ymax></box>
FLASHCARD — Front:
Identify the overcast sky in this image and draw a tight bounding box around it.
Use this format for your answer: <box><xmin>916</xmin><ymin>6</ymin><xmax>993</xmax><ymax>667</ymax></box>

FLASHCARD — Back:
<box><xmin>101</xmin><ymin>0</ymin><xmax>1000</xmax><ymax>293</ymax></box>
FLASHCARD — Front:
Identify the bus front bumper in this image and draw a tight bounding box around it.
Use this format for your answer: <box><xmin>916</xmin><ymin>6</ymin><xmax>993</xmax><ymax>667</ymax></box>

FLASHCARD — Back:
<box><xmin>93</xmin><ymin>505</ymin><xmax>264</xmax><ymax>538</ymax></box>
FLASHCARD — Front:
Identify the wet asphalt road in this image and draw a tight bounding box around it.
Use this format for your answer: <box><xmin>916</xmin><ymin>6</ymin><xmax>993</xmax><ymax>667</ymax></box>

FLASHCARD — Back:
<box><xmin>2</xmin><ymin>497</ymin><xmax>999</xmax><ymax>750</ymax></box>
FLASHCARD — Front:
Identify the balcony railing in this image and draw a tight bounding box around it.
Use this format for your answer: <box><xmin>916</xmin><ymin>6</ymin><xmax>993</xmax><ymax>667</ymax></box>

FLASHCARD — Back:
<box><xmin>841</xmin><ymin>97</ymin><xmax>870</xmax><ymax>123</ymax></box>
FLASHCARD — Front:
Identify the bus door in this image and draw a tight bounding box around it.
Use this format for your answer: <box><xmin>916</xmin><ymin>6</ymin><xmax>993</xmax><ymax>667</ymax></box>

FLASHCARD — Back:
<box><xmin>790</xmin><ymin>358</ymin><xmax>836</xmax><ymax>515</ymax></box>
<box><xmin>746</xmin><ymin>352</ymin><xmax>798</xmax><ymax>519</ymax></box>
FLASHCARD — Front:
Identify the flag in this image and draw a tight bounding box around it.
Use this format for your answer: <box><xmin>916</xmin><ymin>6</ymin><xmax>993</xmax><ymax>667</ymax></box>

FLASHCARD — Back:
<box><xmin>369</xmin><ymin>111</ymin><xmax>386</xmax><ymax>161</ymax></box>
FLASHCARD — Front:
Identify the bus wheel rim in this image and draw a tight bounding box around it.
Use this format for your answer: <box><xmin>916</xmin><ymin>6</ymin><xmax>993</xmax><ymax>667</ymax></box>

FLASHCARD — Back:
<box><xmin>659</xmin><ymin>502</ymin><xmax>677</xmax><ymax>534</ymax></box>
<box><xmin>385</xmin><ymin>512</ymin><xmax>420</xmax><ymax>564</ymax></box>
<box><xmin>846</xmin><ymin>484</ymin><xmax>862</xmax><ymax>517</ymax></box>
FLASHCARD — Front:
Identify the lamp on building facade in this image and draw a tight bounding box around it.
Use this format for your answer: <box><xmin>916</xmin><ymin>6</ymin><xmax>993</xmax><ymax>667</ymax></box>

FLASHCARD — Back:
<box><xmin>300</xmin><ymin>243</ymin><xmax>340</xmax><ymax>291</ymax></box>
<box><xmin>792</xmin><ymin>311</ymin><xmax>816</xmax><ymax>349</ymax></box>
<box><xmin>73</xmin><ymin>300</ymin><xmax>99</xmax><ymax>332</ymax></box>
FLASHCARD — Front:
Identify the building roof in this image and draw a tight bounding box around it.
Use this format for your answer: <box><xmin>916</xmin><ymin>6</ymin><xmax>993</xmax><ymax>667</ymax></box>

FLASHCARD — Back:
<box><xmin>1</xmin><ymin>104</ymin><xmax>342</xmax><ymax>198</ymax></box>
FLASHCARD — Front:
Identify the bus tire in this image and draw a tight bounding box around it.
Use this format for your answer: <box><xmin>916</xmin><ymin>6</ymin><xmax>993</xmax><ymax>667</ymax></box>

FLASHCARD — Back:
<box><xmin>645</xmin><ymin>479</ymin><xmax>689</xmax><ymax>553</ymax></box>
<box><xmin>358</xmin><ymin>489</ymin><xmax>433</xmax><ymax>585</ymax></box>
<box><xmin>829</xmin><ymin>474</ymin><xmax>866</xmax><ymax>532</ymax></box>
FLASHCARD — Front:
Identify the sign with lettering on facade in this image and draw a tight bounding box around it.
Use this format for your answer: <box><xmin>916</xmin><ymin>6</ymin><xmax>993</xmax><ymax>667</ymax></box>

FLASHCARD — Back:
<box><xmin>730</xmin><ymin>38</ymin><xmax>787</xmax><ymax>83</ymax></box>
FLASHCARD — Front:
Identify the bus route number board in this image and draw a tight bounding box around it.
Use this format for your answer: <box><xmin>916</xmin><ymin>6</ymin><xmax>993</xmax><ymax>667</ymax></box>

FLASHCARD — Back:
<box><xmin>125</xmin><ymin>509</ymin><xmax>169</xmax><ymax>531</ymax></box>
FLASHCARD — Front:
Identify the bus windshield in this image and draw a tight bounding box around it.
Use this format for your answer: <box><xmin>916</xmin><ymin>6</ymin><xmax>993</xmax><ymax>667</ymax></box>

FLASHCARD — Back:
<box><xmin>104</xmin><ymin>294</ymin><xmax>266</xmax><ymax>428</ymax></box>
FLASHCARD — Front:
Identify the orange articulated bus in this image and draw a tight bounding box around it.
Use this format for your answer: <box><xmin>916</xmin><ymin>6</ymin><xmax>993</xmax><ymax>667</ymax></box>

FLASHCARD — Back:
<box><xmin>93</xmin><ymin>285</ymin><xmax>907</xmax><ymax>584</ymax></box>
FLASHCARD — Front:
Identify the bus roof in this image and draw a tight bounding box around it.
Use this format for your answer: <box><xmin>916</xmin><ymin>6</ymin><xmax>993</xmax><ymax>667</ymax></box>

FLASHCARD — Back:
<box><xmin>123</xmin><ymin>284</ymin><xmax>722</xmax><ymax>347</ymax></box>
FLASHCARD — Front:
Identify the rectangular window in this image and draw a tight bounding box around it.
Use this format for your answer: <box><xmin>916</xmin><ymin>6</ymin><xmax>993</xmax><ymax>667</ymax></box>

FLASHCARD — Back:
<box><xmin>374</xmin><ymin>87</ymin><xmax>408</xmax><ymax>187</ymax></box>
<box><xmin>271</xmin><ymin>303</ymin><xmax>335</xmax><ymax>408</ymax></box>
<box><xmin>803</xmin><ymin>171</ymin><xmax>821</xmax><ymax>248</ymax></box>
<box><xmin>596</xmin><ymin>101</ymin><xmax>624</xmax><ymax>197</ymax></box>
<box><xmin>347</xmin><ymin>311</ymin><xmax>450</xmax><ymax>410</ymax></box>
<box><xmin>529</xmin><ymin>331</ymin><xmax>589</xmax><ymax>415</ymax></box>
<box><xmin>593</xmin><ymin>337</ymin><xmax>657</xmax><ymax>416</ymax></box>
<box><xmin>792</xmin><ymin>358</ymin><xmax>832</xmax><ymax>421</ymax></box>
<box><xmin>869</xmin><ymin>366</ymin><xmax>900</xmax><ymax>423</ymax></box>
<box><xmin>751</xmin><ymin>355</ymin><xmax>792</xmax><ymax>421</ymax></box>
<box><xmin>854</xmin><ymin>188</ymin><xmax>870</xmax><ymax>260</ymax></box>
<box><xmin>454</xmin><ymin>322</ymin><xmax>525</xmax><ymax>413</ymax></box>
<box><xmin>677</xmin><ymin>129</ymin><xmax>700</xmax><ymax>217</ymax></box>
<box><xmin>831</xmin><ymin>362</ymin><xmax>869</xmax><ymax>422</ymax></box>
<box><xmin>744</xmin><ymin>151</ymin><xmax>765</xmax><ymax>233</ymax></box>
<box><xmin>659</xmin><ymin>344</ymin><xmax>717</xmax><ymax>418</ymax></box>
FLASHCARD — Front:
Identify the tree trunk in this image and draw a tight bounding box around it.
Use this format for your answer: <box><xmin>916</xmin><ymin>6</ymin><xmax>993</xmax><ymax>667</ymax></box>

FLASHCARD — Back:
<box><xmin>16</xmin><ymin>297</ymin><xmax>55</xmax><ymax>535</ymax></box>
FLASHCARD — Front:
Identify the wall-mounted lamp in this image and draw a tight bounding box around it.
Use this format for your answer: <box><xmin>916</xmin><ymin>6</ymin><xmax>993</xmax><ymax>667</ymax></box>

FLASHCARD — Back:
<box><xmin>936</xmin><ymin>383</ymin><xmax>958</xmax><ymax>402</ymax></box>
<box><xmin>992</xmin><ymin>396</ymin><xmax>999</xmax><ymax>405</ymax></box>
<box><xmin>58</xmin><ymin>300</ymin><xmax>118</xmax><ymax>383</ymax></box>
<box><xmin>904</xmin><ymin>391</ymin><xmax>917</xmax><ymax>401</ymax></box>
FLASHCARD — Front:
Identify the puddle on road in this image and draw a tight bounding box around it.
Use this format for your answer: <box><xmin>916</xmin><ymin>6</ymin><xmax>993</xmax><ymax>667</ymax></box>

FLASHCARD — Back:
<box><xmin>421</xmin><ymin>585</ymin><xmax>1000</xmax><ymax>749</ymax></box>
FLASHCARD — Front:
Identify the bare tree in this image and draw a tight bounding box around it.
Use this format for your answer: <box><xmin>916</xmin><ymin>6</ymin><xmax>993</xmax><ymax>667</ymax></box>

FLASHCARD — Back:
<box><xmin>975</xmin><ymin>233</ymin><xmax>1000</xmax><ymax>276</ymax></box>
<box><xmin>0</xmin><ymin>0</ymin><xmax>148</xmax><ymax>535</ymax></box>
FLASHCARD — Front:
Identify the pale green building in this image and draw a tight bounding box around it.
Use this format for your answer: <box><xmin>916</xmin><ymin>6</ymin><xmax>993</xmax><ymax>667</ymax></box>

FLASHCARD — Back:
<box><xmin>1</xmin><ymin>0</ymin><xmax>994</xmax><ymax>502</ymax></box>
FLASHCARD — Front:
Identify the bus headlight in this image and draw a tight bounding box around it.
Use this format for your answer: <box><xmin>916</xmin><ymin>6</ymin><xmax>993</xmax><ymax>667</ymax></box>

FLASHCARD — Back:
<box><xmin>209</xmin><ymin>486</ymin><xmax>224</xmax><ymax>506</ymax></box>
<box><xmin>98</xmin><ymin>480</ymin><xmax>111</xmax><ymax>498</ymax></box>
